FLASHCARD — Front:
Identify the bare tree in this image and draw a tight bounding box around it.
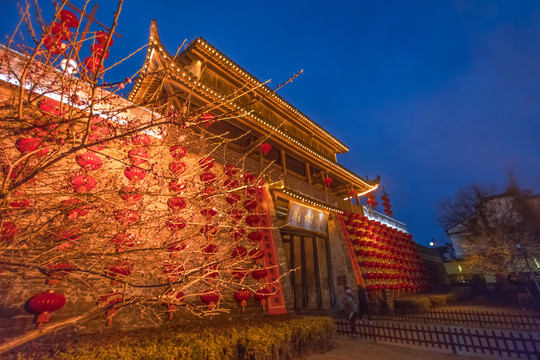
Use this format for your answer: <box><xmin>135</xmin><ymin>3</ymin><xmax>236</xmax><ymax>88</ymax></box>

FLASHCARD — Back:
<box><xmin>0</xmin><ymin>1</ymin><xmax>286</xmax><ymax>353</ymax></box>
<box><xmin>439</xmin><ymin>184</ymin><xmax>540</xmax><ymax>282</ymax></box>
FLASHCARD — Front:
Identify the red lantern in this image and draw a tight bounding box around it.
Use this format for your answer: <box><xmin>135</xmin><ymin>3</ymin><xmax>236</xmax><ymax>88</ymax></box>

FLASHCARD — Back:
<box><xmin>202</xmin><ymin>243</ymin><xmax>218</xmax><ymax>254</ymax></box>
<box><xmin>260</xmin><ymin>143</ymin><xmax>272</xmax><ymax>156</ymax></box>
<box><xmin>246</xmin><ymin>214</ymin><xmax>260</xmax><ymax>227</ymax></box>
<box><xmin>59</xmin><ymin>10</ymin><xmax>79</xmax><ymax>28</ymax></box>
<box><xmin>111</xmin><ymin>232</ymin><xmax>136</xmax><ymax>252</ymax></box>
<box><xmin>241</xmin><ymin>172</ymin><xmax>255</xmax><ymax>184</ymax></box>
<box><xmin>9</xmin><ymin>198</ymin><xmax>31</xmax><ymax>210</ymax></box>
<box><xmin>107</xmin><ymin>261</ymin><xmax>133</xmax><ymax>285</ymax></box>
<box><xmin>16</xmin><ymin>138</ymin><xmax>39</xmax><ymax>154</ymax></box>
<box><xmin>324</xmin><ymin>177</ymin><xmax>333</xmax><ymax>187</ymax></box>
<box><xmin>247</xmin><ymin>231</ymin><xmax>262</xmax><ymax>243</ymax></box>
<box><xmin>128</xmin><ymin>148</ymin><xmax>149</xmax><ymax>165</ymax></box>
<box><xmin>161</xmin><ymin>289</ymin><xmax>184</xmax><ymax>320</ymax></box>
<box><xmin>27</xmin><ymin>291</ymin><xmax>66</xmax><ymax>328</ymax></box>
<box><xmin>161</xmin><ymin>261</ymin><xmax>185</xmax><ymax>283</ymax></box>
<box><xmin>252</xmin><ymin>267</ymin><xmax>268</xmax><ymax>281</ymax></box>
<box><xmin>201</xmin><ymin>290</ymin><xmax>220</xmax><ymax>311</ymax></box>
<box><xmin>70</xmin><ymin>174</ymin><xmax>97</xmax><ymax>193</ymax></box>
<box><xmin>254</xmin><ymin>287</ymin><xmax>272</xmax><ymax>311</ymax></box>
<box><xmin>233</xmin><ymin>227</ymin><xmax>246</xmax><ymax>241</ymax></box>
<box><xmin>224</xmin><ymin>164</ymin><xmax>238</xmax><ymax>176</ymax></box>
<box><xmin>96</xmin><ymin>31</ymin><xmax>114</xmax><ymax>46</ymax></box>
<box><xmin>349</xmin><ymin>189</ymin><xmax>357</xmax><ymax>197</ymax></box>
<box><xmin>201</xmin><ymin>207</ymin><xmax>218</xmax><ymax>218</ymax></box>
<box><xmin>169</xmin><ymin>161</ymin><xmax>187</xmax><ymax>176</ymax></box>
<box><xmin>200</xmin><ymin>172</ymin><xmax>216</xmax><ymax>184</ymax></box>
<box><xmin>132</xmin><ymin>133</ymin><xmax>151</xmax><ymax>146</ymax></box>
<box><xmin>234</xmin><ymin>288</ymin><xmax>252</xmax><ymax>313</ymax></box>
<box><xmin>200</xmin><ymin>224</ymin><xmax>218</xmax><ymax>236</ymax></box>
<box><xmin>170</xmin><ymin>145</ymin><xmax>187</xmax><ymax>159</ymax></box>
<box><xmin>243</xmin><ymin>199</ymin><xmax>257</xmax><ymax>211</ymax></box>
<box><xmin>199</xmin><ymin>157</ymin><xmax>214</xmax><ymax>170</ymax></box>
<box><xmin>43</xmin><ymin>36</ymin><xmax>66</xmax><ymax>55</ymax></box>
<box><xmin>76</xmin><ymin>152</ymin><xmax>103</xmax><ymax>170</ymax></box>
<box><xmin>169</xmin><ymin>180</ymin><xmax>187</xmax><ymax>193</ymax></box>
<box><xmin>168</xmin><ymin>197</ymin><xmax>187</xmax><ymax>211</ymax></box>
<box><xmin>90</xmin><ymin>43</ymin><xmax>109</xmax><ymax>59</ymax></box>
<box><xmin>226</xmin><ymin>193</ymin><xmax>241</xmax><ymax>205</ymax></box>
<box><xmin>229</xmin><ymin>209</ymin><xmax>245</xmax><ymax>221</ymax></box>
<box><xmin>44</xmin><ymin>262</ymin><xmax>73</xmax><ymax>285</ymax></box>
<box><xmin>231</xmin><ymin>246</ymin><xmax>247</xmax><ymax>259</ymax></box>
<box><xmin>50</xmin><ymin>22</ymin><xmax>71</xmax><ymax>41</ymax></box>
<box><xmin>224</xmin><ymin>178</ymin><xmax>239</xmax><ymax>190</ymax></box>
<box><xmin>201</xmin><ymin>113</ymin><xmax>215</xmax><ymax>128</ymax></box>
<box><xmin>119</xmin><ymin>187</ymin><xmax>142</xmax><ymax>204</ymax></box>
<box><xmin>167</xmin><ymin>217</ymin><xmax>187</xmax><ymax>231</ymax></box>
<box><xmin>124</xmin><ymin>166</ymin><xmax>146</xmax><ymax>182</ymax></box>
<box><xmin>85</xmin><ymin>56</ymin><xmax>101</xmax><ymax>73</ymax></box>
<box><xmin>114</xmin><ymin>209</ymin><xmax>139</xmax><ymax>226</ymax></box>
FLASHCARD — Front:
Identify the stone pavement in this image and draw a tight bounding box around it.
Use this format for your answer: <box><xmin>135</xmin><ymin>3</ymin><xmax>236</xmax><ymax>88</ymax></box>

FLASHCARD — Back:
<box><xmin>306</xmin><ymin>336</ymin><xmax>482</xmax><ymax>360</ymax></box>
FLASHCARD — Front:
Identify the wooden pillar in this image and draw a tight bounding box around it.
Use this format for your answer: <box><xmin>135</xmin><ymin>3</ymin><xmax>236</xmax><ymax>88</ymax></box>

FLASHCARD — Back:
<box><xmin>345</xmin><ymin>184</ymin><xmax>352</xmax><ymax>212</ymax></box>
<box><xmin>258</xmin><ymin>149</ymin><xmax>264</xmax><ymax>174</ymax></box>
<box><xmin>323</xmin><ymin>171</ymin><xmax>329</xmax><ymax>203</ymax></box>
<box><xmin>305</xmin><ymin>162</ymin><xmax>312</xmax><ymax>196</ymax></box>
<box><xmin>281</xmin><ymin>150</ymin><xmax>287</xmax><ymax>187</ymax></box>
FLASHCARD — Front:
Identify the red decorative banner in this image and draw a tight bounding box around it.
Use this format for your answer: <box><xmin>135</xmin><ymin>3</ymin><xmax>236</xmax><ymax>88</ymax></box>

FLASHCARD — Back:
<box><xmin>254</xmin><ymin>187</ymin><xmax>287</xmax><ymax>315</ymax></box>
<box><xmin>335</xmin><ymin>213</ymin><xmax>365</xmax><ymax>288</ymax></box>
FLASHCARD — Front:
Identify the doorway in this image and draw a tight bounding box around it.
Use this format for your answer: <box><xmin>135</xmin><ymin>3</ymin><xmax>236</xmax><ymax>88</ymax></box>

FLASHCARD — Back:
<box><xmin>281</xmin><ymin>232</ymin><xmax>334</xmax><ymax>310</ymax></box>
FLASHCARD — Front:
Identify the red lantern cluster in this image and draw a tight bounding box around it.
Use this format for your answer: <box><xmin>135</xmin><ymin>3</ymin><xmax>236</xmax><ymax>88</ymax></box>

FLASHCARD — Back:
<box><xmin>342</xmin><ymin>212</ymin><xmax>431</xmax><ymax>294</ymax></box>
<box><xmin>381</xmin><ymin>192</ymin><xmax>393</xmax><ymax>217</ymax></box>
<box><xmin>43</xmin><ymin>10</ymin><xmax>78</xmax><ymax>54</ymax></box>
<box><xmin>27</xmin><ymin>291</ymin><xmax>66</xmax><ymax>328</ymax></box>
<box><xmin>85</xmin><ymin>30</ymin><xmax>114</xmax><ymax>73</ymax></box>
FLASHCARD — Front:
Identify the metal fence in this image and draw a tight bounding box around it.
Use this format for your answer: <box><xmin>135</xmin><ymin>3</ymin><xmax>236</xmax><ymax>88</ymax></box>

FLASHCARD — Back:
<box><xmin>335</xmin><ymin>319</ymin><xmax>540</xmax><ymax>359</ymax></box>
<box><xmin>374</xmin><ymin>309</ymin><xmax>540</xmax><ymax>331</ymax></box>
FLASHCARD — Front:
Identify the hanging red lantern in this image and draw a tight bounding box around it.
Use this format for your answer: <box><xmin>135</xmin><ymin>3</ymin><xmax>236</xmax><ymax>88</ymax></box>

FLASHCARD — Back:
<box><xmin>199</xmin><ymin>157</ymin><xmax>214</xmax><ymax>170</ymax></box>
<box><xmin>169</xmin><ymin>180</ymin><xmax>187</xmax><ymax>193</ymax></box>
<box><xmin>107</xmin><ymin>261</ymin><xmax>133</xmax><ymax>285</ymax></box>
<box><xmin>90</xmin><ymin>43</ymin><xmax>109</xmax><ymax>59</ymax></box>
<box><xmin>98</xmin><ymin>291</ymin><xmax>123</xmax><ymax>326</ymax></box>
<box><xmin>96</xmin><ymin>31</ymin><xmax>114</xmax><ymax>46</ymax></box>
<box><xmin>200</xmin><ymin>224</ymin><xmax>218</xmax><ymax>236</ymax></box>
<box><xmin>202</xmin><ymin>243</ymin><xmax>218</xmax><ymax>254</ymax></box>
<box><xmin>168</xmin><ymin>197</ymin><xmax>187</xmax><ymax>211</ymax></box>
<box><xmin>161</xmin><ymin>261</ymin><xmax>185</xmax><ymax>283</ymax></box>
<box><xmin>241</xmin><ymin>172</ymin><xmax>255</xmax><ymax>184</ymax></box>
<box><xmin>231</xmin><ymin>246</ymin><xmax>247</xmax><ymax>259</ymax></box>
<box><xmin>252</xmin><ymin>267</ymin><xmax>268</xmax><ymax>281</ymax></box>
<box><xmin>9</xmin><ymin>198</ymin><xmax>31</xmax><ymax>210</ymax></box>
<box><xmin>234</xmin><ymin>288</ymin><xmax>252</xmax><ymax>313</ymax></box>
<box><xmin>246</xmin><ymin>214</ymin><xmax>260</xmax><ymax>227</ymax></box>
<box><xmin>27</xmin><ymin>291</ymin><xmax>66</xmax><ymax>329</ymax></box>
<box><xmin>169</xmin><ymin>161</ymin><xmax>187</xmax><ymax>176</ymax></box>
<box><xmin>85</xmin><ymin>56</ymin><xmax>101</xmax><ymax>73</ymax></box>
<box><xmin>243</xmin><ymin>199</ymin><xmax>257</xmax><ymax>211</ymax></box>
<box><xmin>200</xmin><ymin>207</ymin><xmax>218</xmax><ymax>218</ymax></box>
<box><xmin>201</xmin><ymin>113</ymin><xmax>215</xmax><ymax>128</ymax></box>
<box><xmin>111</xmin><ymin>232</ymin><xmax>136</xmax><ymax>252</ymax></box>
<box><xmin>226</xmin><ymin>193</ymin><xmax>241</xmax><ymax>205</ymax></box>
<box><xmin>349</xmin><ymin>189</ymin><xmax>357</xmax><ymax>197</ymax></box>
<box><xmin>224</xmin><ymin>178</ymin><xmax>239</xmax><ymax>190</ymax></box>
<box><xmin>200</xmin><ymin>172</ymin><xmax>216</xmax><ymax>184</ymax></box>
<box><xmin>170</xmin><ymin>145</ymin><xmax>187</xmax><ymax>159</ymax></box>
<box><xmin>71</xmin><ymin>174</ymin><xmax>97</xmax><ymax>193</ymax></box>
<box><xmin>44</xmin><ymin>262</ymin><xmax>73</xmax><ymax>286</ymax></box>
<box><xmin>38</xmin><ymin>98</ymin><xmax>64</xmax><ymax>117</ymax></box>
<box><xmin>229</xmin><ymin>209</ymin><xmax>245</xmax><ymax>221</ymax></box>
<box><xmin>16</xmin><ymin>138</ymin><xmax>40</xmax><ymax>154</ymax></box>
<box><xmin>128</xmin><ymin>148</ymin><xmax>149</xmax><ymax>165</ymax></box>
<box><xmin>254</xmin><ymin>287</ymin><xmax>272</xmax><ymax>311</ymax></box>
<box><xmin>50</xmin><ymin>22</ymin><xmax>71</xmax><ymax>41</ymax></box>
<box><xmin>124</xmin><ymin>166</ymin><xmax>146</xmax><ymax>182</ymax></box>
<box><xmin>224</xmin><ymin>164</ymin><xmax>238</xmax><ymax>176</ymax></box>
<box><xmin>167</xmin><ymin>217</ymin><xmax>187</xmax><ymax>231</ymax></box>
<box><xmin>247</xmin><ymin>231</ymin><xmax>262</xmax><ymax>243</ymax></box>
<box><xmin>119</xmin><ymin>187</ymin><xmax>142</xmax><ymax>204</ymax></box>
<box><xmin>131</xmin><ymin>133</ymin><xmax>151</xmax><ymax>146</ymax></box>
<box><xmin>260</xmin><ymin>143</ymin><xmax>272</xmax><ymax>156</ymax></box>
<box><xmin>324</xmin><ymin>177</ymin><xmax>333</xmax><ymax>188</ymax></box>
<box><xmin>76</xmin><ymin>152</ymin><xmax>103</xmax><ymax>170</ymax></box>
<box><xmin>232</xmin><ymin>267</ymin><xmax>250</xmax><ymax>282</ymax></box>
<box><xmin>201</xmin><ymin>290</ymin><xmax>220</xmax><ymax>311</ymax></box>
<box><xmin>43</xmin><ymin>36</ymin><xmax>66</xmax><ymax>55</ymax></box>
<box><xmin>161</xmin><ymin>289</ymin><xmax>184</xmax><ymax>320</ymax></box>
<box><xmin>114</xmin><ymin>209</ymin><xmax>139</xmax><ymax>226</ymax></box>
<box><xmin>233</xmin><ymin>227</ymin><xmax>246</xmax><ymax>241</ymax></box>
<box><xmin>59</xmin><ymin>9</ymin><xmax>79</xmax><ymax>28</ymax></box>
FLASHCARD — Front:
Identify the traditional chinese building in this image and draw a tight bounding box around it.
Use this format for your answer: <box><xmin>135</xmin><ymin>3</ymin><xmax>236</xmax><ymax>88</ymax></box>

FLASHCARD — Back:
<box><xmin>129</xmin><ymin>21</ymin><xmax>429</xmax><ymax>313</ymax></box>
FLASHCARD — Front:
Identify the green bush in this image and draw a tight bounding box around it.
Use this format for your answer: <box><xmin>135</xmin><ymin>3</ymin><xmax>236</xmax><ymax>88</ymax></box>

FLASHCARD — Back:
<box><xmin>3</xmin><ymin>316</ymin><xmax>335</xmax><ymax>360</ymax></box>
<box><xmin>394</xmin><ymin>296</ymin><xmax>431</xmax><ymax>312</ymax></box>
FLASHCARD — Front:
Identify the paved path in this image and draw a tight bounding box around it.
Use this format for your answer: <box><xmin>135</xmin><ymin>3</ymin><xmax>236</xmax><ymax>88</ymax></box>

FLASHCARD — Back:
<box><xmin>306</xmin><ymin>336</ymin><xmax>482</xmax><ymax>360</ymax></box>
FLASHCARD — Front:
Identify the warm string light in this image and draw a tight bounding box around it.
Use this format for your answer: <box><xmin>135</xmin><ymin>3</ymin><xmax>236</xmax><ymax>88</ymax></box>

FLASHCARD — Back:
<box><xmin>282</xmin><ymin>189</ymin><xmax>343</xmax><ymax>213</ymax></box>
<box><xmin>129</xmin><ymin>39</ymin><xmax>378</xmax><ymax>190</ymax></box>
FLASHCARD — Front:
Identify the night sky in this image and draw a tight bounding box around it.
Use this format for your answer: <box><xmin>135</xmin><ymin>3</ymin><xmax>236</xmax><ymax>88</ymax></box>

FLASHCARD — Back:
<box><xmin>1</xmin><ymin>1</ymin><xmax>539</xmax><ymax>246</ymax></box>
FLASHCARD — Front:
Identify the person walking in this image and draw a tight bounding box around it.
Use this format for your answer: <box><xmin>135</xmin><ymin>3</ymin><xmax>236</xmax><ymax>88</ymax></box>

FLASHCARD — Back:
<box><xmin>357</xmin><ymin>285</ymin><xmax>372</xmax><ymax>324</ymax></box>
<box><xmin>341</xmin><ymin>285</ymin><xmax>359</xmax><ymax>335</ymax></box>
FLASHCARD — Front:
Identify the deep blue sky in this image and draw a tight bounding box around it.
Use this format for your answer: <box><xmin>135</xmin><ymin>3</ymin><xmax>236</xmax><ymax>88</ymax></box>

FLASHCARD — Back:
<box><xmin>2</xmin><ymin>1</ymin><xmax>539</xmax><ymax>246</ymax></box>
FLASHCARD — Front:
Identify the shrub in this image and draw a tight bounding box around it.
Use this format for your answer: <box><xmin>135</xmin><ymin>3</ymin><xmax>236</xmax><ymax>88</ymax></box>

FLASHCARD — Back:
<box><xmin>3</xmin><ymin>316</ymin><xmax>335</xmax><ymax>360</ymax></box>
<box><xmin>394</xmin><ymin>296</ymin><xmax>431</xmax><ymax>312</ymax></box>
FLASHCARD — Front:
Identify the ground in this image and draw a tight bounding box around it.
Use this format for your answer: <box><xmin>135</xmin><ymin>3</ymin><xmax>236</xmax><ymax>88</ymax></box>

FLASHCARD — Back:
<box><xmin>306</xmin><ymin>337</ymin><xmax>483</xmax><ymax>360</ymax></box>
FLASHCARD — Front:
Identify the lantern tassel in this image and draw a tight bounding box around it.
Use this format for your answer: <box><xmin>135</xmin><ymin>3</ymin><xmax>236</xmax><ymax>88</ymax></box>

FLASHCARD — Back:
<box><xmin>241</xmin><ymin>300</ymin><xmax>247</xmax><ymax>313</ymax></box>
<box><xmin>261</xmin><ymin>299</ymin><xmax>267</xmax><ymax>311</ymax></box>
<box><xmin>36</xmin><ymin>312</ymin><xmax>51</xmax><ymax>328</ymax></box>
